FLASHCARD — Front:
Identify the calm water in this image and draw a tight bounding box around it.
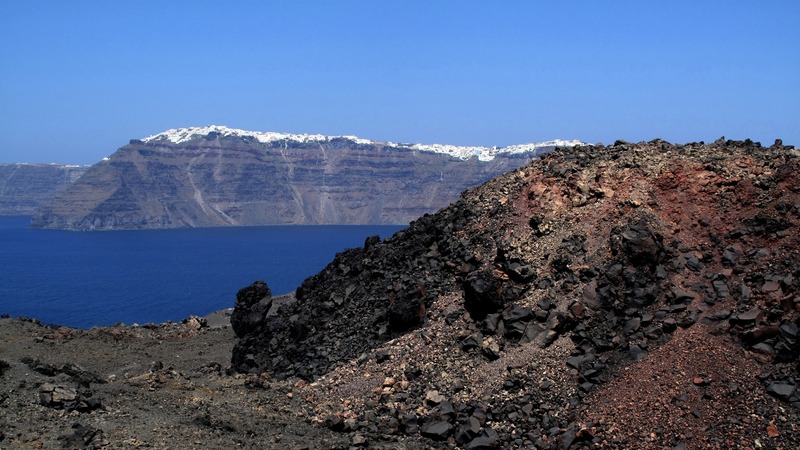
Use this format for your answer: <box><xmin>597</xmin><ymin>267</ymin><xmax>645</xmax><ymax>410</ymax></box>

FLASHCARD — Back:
<box><xmin>0</xmin><ymin>216</ymin><xmax>403</xmax><ymax>328</ymax></box>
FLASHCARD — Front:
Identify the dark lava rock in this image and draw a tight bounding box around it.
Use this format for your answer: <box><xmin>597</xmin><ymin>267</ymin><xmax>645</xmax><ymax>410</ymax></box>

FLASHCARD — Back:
<box><xmin>629</xmin><ymin>344</ymin><xmax>647</xmax><ymax>361</ymax></box>
<box><xmin>766</xmin><ymin>381</ymin><xmax>796</xmax><ymax>401</ymax></box>
<box><xmin>623</xmin><ymin>317</ymin><xmax>642</xmax><ymax>335</ymax></box>
<box><xmin>230</xmin><ymin>280</ymin><xmax>272</xmax><ymax>338</ymax></box>
<box><xmin>463</xmin><ymin>270</ymin><xmax>505</xmax><ymax>320</ymax></box>
<box><xmin>225</xmin><ymin>138</ymin><xmax>800</xmax><ymax>448</ymax></box>
<box><xmin>388</xmin><ymin>289</ymin><xmax>426</xmax><ymax>332</ymax></box>
<box><xmin>707</xmin><ymin>309</ymin><xmax>731</xmax><ymax>321</ymax></box>
<box><xmin>467</xmin><ymin>429</ymin><xmax>499</xmax><ymax>449</ymax></box>
<box><xmin>615</xmin><ymin>220</ymin><xmax>663</xmax><ymax>266</ymax></box>
<box><xmin>421</xmin><ymin>420</ymin><xmax>452</xmax><ymax>441</ymax></box>
<box><xmin>324</xmin><ymin>414</ymin><xmax>346</xmax><ymax>432</ymax></box>
<box><xmin>505</xmin><ymin>306</ymin><xmax>533</xmax><ymax>323</ymax></box>
<box><xmin>729</xmin><ymin>307</ymin><xmax>761</xmax><ymax>326</ymax></box>
<box><xmin>58</xmin><ymin>423</ymin><xmax>107</xmax><ymax>450</ymax></box>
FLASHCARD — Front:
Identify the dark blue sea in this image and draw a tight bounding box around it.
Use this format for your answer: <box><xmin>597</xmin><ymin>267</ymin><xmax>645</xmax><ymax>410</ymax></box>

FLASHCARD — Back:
<box><xmin>0</xmin><ymin>216</ymin><xmax>404</xmax><ymax>329</ymax></box>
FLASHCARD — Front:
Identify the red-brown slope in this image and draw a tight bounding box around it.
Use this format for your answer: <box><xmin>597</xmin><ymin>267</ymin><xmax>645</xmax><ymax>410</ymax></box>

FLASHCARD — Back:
<box><xmin>232</xmin><ymin>139</ymin><xmax>799</xmax><ymax>449</ymax></box>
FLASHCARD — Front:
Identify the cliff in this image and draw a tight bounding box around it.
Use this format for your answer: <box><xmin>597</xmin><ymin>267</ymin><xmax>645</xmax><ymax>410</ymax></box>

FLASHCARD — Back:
<box><xmin>30</xmin><ymin>126</ymin><xmax>581</xmax><ymax>230</ymax></box>
<box><xmin>0</xmin><ymin>163</ymin><xmax>88</xmax><ymax>215</ymax></box>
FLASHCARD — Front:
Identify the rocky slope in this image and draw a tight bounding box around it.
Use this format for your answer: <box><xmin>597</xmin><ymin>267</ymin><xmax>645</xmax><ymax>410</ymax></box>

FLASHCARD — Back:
<box><xmin>0</xmin><ymin>315</ymin><xmax>361</xmax><ymax>449</ymax></box>
<box><xmin>2</xmin><ymin>138</ymin><xmax>798</xmax><ymax>450</ymax></box>
<box><xmin>30</xmin><ymin>126</ymin><xmax>580</xmax><ymax>230</ymax></box>
<box><xmin>231</xmin><ymin>138</ymin><xmax>800</xmax><ymax>449</ymax></box>
<box><xmin>0</xmin><ymin>163</ymin><xmax>88</xmax><ymax>215</ymax></box>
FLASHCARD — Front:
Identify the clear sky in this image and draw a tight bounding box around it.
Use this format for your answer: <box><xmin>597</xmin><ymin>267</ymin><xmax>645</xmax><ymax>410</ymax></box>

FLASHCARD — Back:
<box><xmin>1</xmin><ymin>1</ymin><xmax>798</xmax><ymax>164</ymax></box>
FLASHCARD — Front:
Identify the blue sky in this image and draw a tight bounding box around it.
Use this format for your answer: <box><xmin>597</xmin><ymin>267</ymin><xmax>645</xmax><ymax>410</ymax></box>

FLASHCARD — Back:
<box><xmin>1</xmin><ymin>1</ymin><xmax>798</xmax><ymax>164</ymax></box>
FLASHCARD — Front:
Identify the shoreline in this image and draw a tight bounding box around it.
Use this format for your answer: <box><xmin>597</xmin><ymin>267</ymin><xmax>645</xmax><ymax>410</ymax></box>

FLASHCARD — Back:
<box><xmin>0</xmin><ymin>291</ymin><xmax>298</xmax><ymax>331</ymax></box>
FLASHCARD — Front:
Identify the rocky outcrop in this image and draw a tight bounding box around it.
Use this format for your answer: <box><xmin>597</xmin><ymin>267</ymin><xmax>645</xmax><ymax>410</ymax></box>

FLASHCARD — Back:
<box><xmin>30</xmin><ymin>126</ymin><xmax>578</xmax><ymax>230</ymax></box>
<box><xmin>232</xmin><ymin>138</ymin><xmax>800</xmax><ymax>449</ymax></box>
<box><xmin>0</xmin><ymin>163</ymin><xmax>88</xmax><ymax>215</ymax></box>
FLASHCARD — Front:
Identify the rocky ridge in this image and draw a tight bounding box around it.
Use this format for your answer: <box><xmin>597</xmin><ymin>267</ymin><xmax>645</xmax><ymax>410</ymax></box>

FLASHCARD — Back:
<box><xmin>30</xmin><ymin>126</ymin><xmax>580</xmax><ymax>230</ymax></box>
<box><xmin>232</xmin><ymin>138</ymin><xmax>800</xmax><ymax>449</ymax></box>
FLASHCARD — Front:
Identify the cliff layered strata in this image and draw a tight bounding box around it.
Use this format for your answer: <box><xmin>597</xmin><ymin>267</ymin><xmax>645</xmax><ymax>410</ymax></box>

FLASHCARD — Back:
<box><xmin>0</xmin><ymin>163</ymin><xmax>88</xmax><ymax>215</ymax></box>
<box><xmin>30</xmin><ymin>127</ymin><xmax>573</xmax><ymax>230</ymax></box>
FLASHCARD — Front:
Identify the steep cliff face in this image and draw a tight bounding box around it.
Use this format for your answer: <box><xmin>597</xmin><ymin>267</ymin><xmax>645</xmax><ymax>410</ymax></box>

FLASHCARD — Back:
<box><xmin>30</xmin><ymin>126</ymin><xmax>579</xmax><ymax>230</ymax></box>
<box><xmin>0</xmin><ymin>164</ymin><xmax>89</xmax><ymax>215</ymax></box>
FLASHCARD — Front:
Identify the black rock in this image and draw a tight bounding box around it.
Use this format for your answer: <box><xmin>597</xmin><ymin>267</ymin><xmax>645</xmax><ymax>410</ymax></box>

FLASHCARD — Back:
<box><xmin>464</xmin><ymin>270</ymin><xmax>505</xmax><ymax>320</ymax></box>
<box><xmin>461</xmin><ymin>332</ymin><xmax>483</xmax><ymax>351</ymax></box>
<box><xmin>520</xmin><ymin>322</ymin><xmax>544</xmax><ymax>344</ymax></box>
<box><xmin>75</xmin><ymin>396</ymin><xmax>103</xmax><ymax>413</ymax></box>
<box><xmin>483</xmin><ymin>313</ymin><xmax>503</xmax><ymax>334</ymax></box>
<box><xmin>456</xmin><ymin>423</ymin><xmax>477</xmax><ymax>445</ymax></box>
<box><xmin>506</xmin><ymin>261</ymin><xmax>537</xmax><ymax>282</ymax></box>
<box><xmin>662</xmin><ymin>317</ymin><xmax>678</xmax><ymax>332</ymax></box>
<box><xmin>375</xmin><ymin>351</ymin><xmax>390</xmax><ymax>363</ymax></box>
<box><xmin>388</xmin><ymin>290</ymin><xmax>426</xmax><ymax>332</ymax></box>
<box><xmin>707</xmin><ymin>309</ymin><xmax>731</xmax><ymax>321</ymax></box>
<box><xmin>467</xmin><ymin>429</ymin><xmax>499</xmax><ymax>449</ymax></box>
<box><xmin>722</xmin><ymin>244</ymin><xmax>744</xmax><ymax>266</ymax></box>
<box><xmin>729</xmin><ymin>307</ymin><xmax>761</xmax><ymax>326</ymax></box>
<box><xmin>58</xmin><ymin>423</ymin><xmax>105</xmax><ymax>450</ymax></box>
<box><xmin>623</xmin><ymin>317</ymin><xmax>641</xmax><ymax>335</ymax></box>
<box><xmin>616</xmin><ymin>220</ymin><xmax>663</xmax><ymax>265</ymax></box>
<box><xmin>230</xmin><ymin>280</ymin><xmax>272</xmax><ymax>338</ymax></box>
<box><xmin>401</xmin><ymin>413</ymin><xmax>419</xmax><ymax>434</ymax></box>
<box><xmin>439</xmin><ymin>401</ymin><xmax>456</xmax><ymax>421</ymax></box>
<box><xmin>505</xmin><ymin>307</ymin><xmax>533</xmax><ymax>323</ymax></box>
<box><xmin>629</xmin><ymin>344</ymin><xmax>647</xmax><ymax>361</ymax></box>
<box><xmin>421</xmin><ymin>421</ymin><xmax>452</xmax><ymax>441</ymax></box>
<box><xmin>505</xmin><ymin>320</ymin><xmax>528</xmax><ymax>339</ymax></box>
<box><xmin>766</xmin><ymin>381</ymin><xmax>796</xmax><ymax>401</ymax></box>
<box><xmin>560</xmin><ymin>425</ymin><xmax>577</xmax><ymax>450</ymax></box>
<box><xmin>779</xmin><ymin>323</ymin><xmax>798</xmax><ymax>346</ymax></box>
<box><xmin>671</xmin><ymin>288</ymin><xmax>695</xmax><ymax>303</ymax></box>
<box><xmin>540</xmin><ymin>330</ymin><xmax>559</xmax><ymax>348</ymax></box>
<box><xmin>324</xmin><ymin>414</ymin><xmax>346</xmax><ymax>432</ymax></box>
<box><xmin>750</xmin><ymin>343</ymin><xmax>774</xmax><ymax>355</ymax></box>
<box><xmin>644</xmin><ymin>326</ymin><xmax>663</xmax><ymax>340</ymax></box>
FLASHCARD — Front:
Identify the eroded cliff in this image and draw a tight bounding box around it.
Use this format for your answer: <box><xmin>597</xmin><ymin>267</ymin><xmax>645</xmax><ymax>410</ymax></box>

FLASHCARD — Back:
<box><xmin>0</xmin><ymin>164</ymin><xmax>88</xmax><ymax>215</ymax></box>
<box><xmin>31</xmin><ymin>127</ymin><xmax>577</xmax><ymax>230</ymax></box>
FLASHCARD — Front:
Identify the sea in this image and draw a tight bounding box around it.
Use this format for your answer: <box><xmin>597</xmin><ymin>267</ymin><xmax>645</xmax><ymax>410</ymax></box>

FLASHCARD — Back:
<box><xmin>0</xmin><ymin>216</ymin><xmax>404</xmax><ymax>329</ymax></box>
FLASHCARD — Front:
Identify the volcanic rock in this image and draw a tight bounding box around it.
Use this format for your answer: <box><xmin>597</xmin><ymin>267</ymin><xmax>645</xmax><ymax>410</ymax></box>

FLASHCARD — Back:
<box><xmin>229</xmin><ymin>139</ymin><xmax>800</xmax><ymax>450</ymax></box>
<box><xmin>229</xmin><ymin>280</ymin><xmax>272</xmax><ymax>338</ymax></box>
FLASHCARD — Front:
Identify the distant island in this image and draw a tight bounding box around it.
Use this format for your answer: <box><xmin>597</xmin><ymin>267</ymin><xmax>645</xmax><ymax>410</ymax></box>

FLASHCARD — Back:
<box><xmin>27</xmin><ymin>126</ymin><xmax>582</xmax><ymax>230</ymax></box>
<box><xmin>0</xmin><ymin>163</ymin><xmax>89</xmax><ymax>215</ymax></box>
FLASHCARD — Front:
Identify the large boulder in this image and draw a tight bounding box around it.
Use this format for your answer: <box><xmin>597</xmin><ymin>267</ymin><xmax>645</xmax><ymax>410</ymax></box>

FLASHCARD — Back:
<box><xmin>230</xmin><ymin>280</ymin><xmax>272</xmax><ymax>338</ymax></box>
